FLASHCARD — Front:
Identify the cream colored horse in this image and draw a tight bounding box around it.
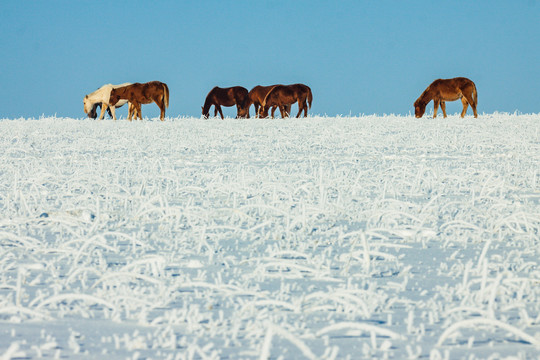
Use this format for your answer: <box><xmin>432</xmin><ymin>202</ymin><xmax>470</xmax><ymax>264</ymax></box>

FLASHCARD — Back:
<box><xmin>83</xmin><ymin>83</ymin><xmax>134</xmax><ymax>120</ymax></box>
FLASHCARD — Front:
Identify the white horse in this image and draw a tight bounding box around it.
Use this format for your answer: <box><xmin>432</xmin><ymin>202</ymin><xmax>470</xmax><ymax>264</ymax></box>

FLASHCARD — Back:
<box><xmin>83</xmin><ymin>83</ymin><xmax>134</xmax><ymax>120</ymax></box>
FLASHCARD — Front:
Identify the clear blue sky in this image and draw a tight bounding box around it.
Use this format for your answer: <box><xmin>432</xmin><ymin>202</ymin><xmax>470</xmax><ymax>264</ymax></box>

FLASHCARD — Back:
<box><xmin>1</xmin><ymin>1</ymin><xmax>538</xmax><ymax>119</ymax></box>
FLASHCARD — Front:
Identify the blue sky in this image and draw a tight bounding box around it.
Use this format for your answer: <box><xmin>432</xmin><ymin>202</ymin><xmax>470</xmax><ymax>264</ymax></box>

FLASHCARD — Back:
<box><xmin>0</xmin><ymin>1</ymin><xmax>538</xmax><ymax>119</ymax></box>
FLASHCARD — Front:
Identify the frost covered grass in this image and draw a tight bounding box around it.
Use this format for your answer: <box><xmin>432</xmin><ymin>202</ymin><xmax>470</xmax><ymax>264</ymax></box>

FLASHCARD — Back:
<box><xmin>0</xmin><ymin>113</ymin><xmax>539</xmax><ymax>359</ymax></box>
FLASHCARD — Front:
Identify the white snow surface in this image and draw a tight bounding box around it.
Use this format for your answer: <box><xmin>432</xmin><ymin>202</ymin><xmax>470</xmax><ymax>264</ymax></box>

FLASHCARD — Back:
<box><xmin>0</xmin><ymin>114</ymin><xmax>539</xmax><ymax>359</ymax></box>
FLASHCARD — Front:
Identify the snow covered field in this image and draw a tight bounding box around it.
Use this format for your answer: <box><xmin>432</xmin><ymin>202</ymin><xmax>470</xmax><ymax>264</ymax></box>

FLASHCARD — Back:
<box><xmin>0</xmin><ymin>114</ymin><xmax>539</xmax><ymax>359</ymax></box>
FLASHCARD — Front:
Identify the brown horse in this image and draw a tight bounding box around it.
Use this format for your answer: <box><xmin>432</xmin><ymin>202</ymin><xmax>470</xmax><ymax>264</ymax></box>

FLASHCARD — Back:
<box><xmin>202</xmin><ymin>86</ymin><xmax>250</xmax><ymax>119</ymax></box>
<box><xmin>260</xmin><ymin>83</ymin><xmax>313</xmax><ymax>118</ymax></box>
<box><xmin>414</xmin><ymin>77</ymin><xmax>478</xmax><ymax>118</ymax></box>
<box><xmin>88</xmin><ymin>102</ymin><xmax>113</xmax><ymax>119</ymax></box>
<box><xmin>248</xmin><ymin>85</ymin><xmax>291</xmax><ymax>118</ymax></box>
<box><xmin>109</xmin><ymin>81</ymin><xmax>170</xmax><ymax>121</ymax></box>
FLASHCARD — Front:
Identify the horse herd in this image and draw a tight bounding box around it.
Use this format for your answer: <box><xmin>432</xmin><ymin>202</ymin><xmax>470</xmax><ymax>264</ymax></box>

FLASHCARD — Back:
<box><xmin>83</xmin><ymin>77</ymin><xmax>478</xmax><ymax>121</ymax></box>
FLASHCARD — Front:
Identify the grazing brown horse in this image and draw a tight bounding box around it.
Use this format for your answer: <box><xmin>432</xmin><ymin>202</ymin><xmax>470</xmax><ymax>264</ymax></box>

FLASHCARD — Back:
<box><xmin>248</xmin><ymin>85</ymin><xmax>291</xmax><ymax>118</ymax></box>
<box><xmin>202</xmin><ymin>86</ymin><xmax>250</xmax><ymax>119</ymax></box>
<box><xmin>88</xmin><ymin>102</ymin><xmax>113</xmax><ymax>119</ymax></box>
<box><xmin>260</xmin><ymin>83</ymin><xmax>313</xmax><ymax>118</ymax></box>
<box><xmin>414</xmin><ymin>77</ymin><xmax>478</xmax><ymax>118</ymax></box>
<box><xmin>109</xmin><ymin>81</ymin><xmax>170</xmax><ymax>121</ymax></box>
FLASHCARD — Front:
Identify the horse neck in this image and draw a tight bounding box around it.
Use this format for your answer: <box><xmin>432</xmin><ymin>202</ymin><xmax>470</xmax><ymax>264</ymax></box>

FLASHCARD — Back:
<box><xmin>86</xmin><ymin>87</ymin><xmax>111</xmax><ymax>105</ymax></box>
<box><xmin>418</xmin><ymin>88</ymin><xmax>434</xmax><ymax>105</ymax></box>
<box><xmin>113</xmin><ymin>87</ymin><xmax>128</xmax><ymax>98</ymax></box>
<box><xmin>202</xmin><ymin>96</ymin><xmax>213</xmax><ymax>115</ymax></box>
<box><xmin>414</xmin><ymin>88</ymin><xmax>433</xmax><ymax>107</ymax></box>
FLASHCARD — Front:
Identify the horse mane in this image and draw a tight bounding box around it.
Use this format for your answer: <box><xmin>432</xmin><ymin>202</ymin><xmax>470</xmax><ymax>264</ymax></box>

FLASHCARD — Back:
<box><xmin>111</xmin><ymin>86</ymin><xmax>126</xmax><ymax>96</ymax></box>
<box><xmin>203</xmin><ymin>87</ymin><xmax>222</xmax><ymax>110</ymax></box>
<box><xmin>414</xmin><ymin>86</ymin><xmax>432</xmax><ymax>107</ymax></box>
<box><xmin>261</xmin><ymin>85</ymin><xmax>280</xmax><ymax>107</ymax></box>
<box><xmin>202</xmin><ymin>89</ymin><xmax>215</xmax><ymax>115</ymax></box>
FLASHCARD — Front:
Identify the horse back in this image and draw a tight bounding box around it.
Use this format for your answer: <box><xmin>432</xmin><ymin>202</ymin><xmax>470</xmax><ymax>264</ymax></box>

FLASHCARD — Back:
<box><xmin>231</xmin><ymin>86</ymin><xmax>249</xmax><ymax>103</ymax></box>
<box><xmin>431</xmin><ymin>77</ymin><xmax>475</xmax><ymax>91</ymax></box>
<box><xmin>249</xmin><ymin>85</ymin><xmax>277</xmax><ymax>104</ymax></box>
<box><xmin>288</xmin><ymin>83</ymin><xmax>310</xmax><ymax>93</ymax></box>
<box><xmin>264</xmin><ymin>85</ymin><xmax>297</xmax><ymax>106</ymax></box>
<box><xmin>208</xmin><ymin>86</ymin><xmax>247</xmax><ymax>106</ymax></box>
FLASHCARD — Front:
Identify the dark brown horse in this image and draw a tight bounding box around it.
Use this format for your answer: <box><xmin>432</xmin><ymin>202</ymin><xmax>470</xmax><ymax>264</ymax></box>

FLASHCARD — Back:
<box><xmin>88</xmin><ymin>103</ymin><xmax>113</xmax><ymax>119</ymax></box>
<box><xmin>414</xmin><ymin>77</ymin><xmax>478</xmax><ymax>118</ymax></box>
<box><xmin>248</xmin><ymin>85</ymin><xmax>291</xmax><ymax>118</ymax></box>
<box><xmin>109</xmin><ymin>81</ymin><xmax>170</xmax><ymax>121</ymax></box>
<box><xmin>260</xmin><ymin>83</ymin><xmax>313</xmax><ymax>118</ymax></box>
<box><xmin>202</xmin><ymin>86</ymin><xmax>250</xmax><ymax>119</ymax></box>
<box><xmin>88</xmin><ymin>102</ymin><xmax>138</xmax><ymax>119</ymax></box>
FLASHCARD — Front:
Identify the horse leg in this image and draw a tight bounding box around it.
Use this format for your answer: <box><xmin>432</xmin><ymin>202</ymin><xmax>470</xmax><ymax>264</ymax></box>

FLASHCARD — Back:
<box><xmin>299</xmin><ymin>101</ymin><xmax>307</xmax><ymax>117</ymax></box>
<box><xmin>296</xmin><ymin>101</ymin><xmax>306</xmax><ymax>118</ymax></box>
<box><xmin>135</xmin><ymin>104</ymin><xmax>141</xmax><ymax>120</ymax></box>
<box><xmin>254</xmin><ymin>104</ymin><xmax>260</xmax><ymax>118</ymax></box>
<box><xmin>433</xmin><ymin>99</ymin><xmax>440</xmax><ymax>118</ymax></box>
<box><xmin>138</xmin><ymin>104</ymin><xmax>143</xmax><ymax>120</ymax></box>
<box><xmin>98</xmin><ymin>104</ymin><xmax>108</xmax><ymax>120</ymax></box>
<box><xmin>463</xmin><ymin>93</ymin><xmax>478</xmax><ymax>118</ymax></box>
<box><xmin>131</xmin><ymin>103</ymin><xmax>140</xmax><ymax>120</ymax></box>
<box><xmin>157</xmin><ymin>99</ymin><xmax>166</xmax><ymax>121</ymax></box>
<box><xmin>131</xmin><ymin>102</ymin><xmax>140</xmax><ymax>120</ymax></box>
<box><xmin>460</xmin><ymin>97</ymin><xmax>469</xmax><ymax>118</ymax></box>
<box><xmin>127</xmin><ymin>103</ymin><xmax>133</xmax><ymax>120</ymax></box>
<box><xmin>278</xmin><ymin>106</ymin><xmax>286</xmax><ymax>119</ymax></box>
<box><xmin>471</xmin><ymin>101</ymin><xmax>478</xmax><ymax>118</ymax></box>
<box><xmin>440</xmin><ymin>101</ymin><xmax>447</xmax><ymax>118</ymax></box>
<box><xmin>271</xmin><ymin>106</ymin><xmax>277</xmax><ymax>119</ymax></box>
<box><xmin>282</xmin><ymin>105</ymin><xmax>287</xmax><ymax>117</ymax></box>
<box><xmin>110</xmin><ymin>105</ymin><xmax>117</xmax><ymax>121</ymax></box>
<box><xmin>217</xmin><ymin>105</ymin><xmax>224</xmax><ymax>119</ymax></box>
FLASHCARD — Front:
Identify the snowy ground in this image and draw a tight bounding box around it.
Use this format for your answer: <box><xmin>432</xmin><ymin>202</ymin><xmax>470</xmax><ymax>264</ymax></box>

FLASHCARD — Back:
<box><xmin>0</xmin><ymin>114</ymin><xmax>539</xmax><ymax>359</ymax></box>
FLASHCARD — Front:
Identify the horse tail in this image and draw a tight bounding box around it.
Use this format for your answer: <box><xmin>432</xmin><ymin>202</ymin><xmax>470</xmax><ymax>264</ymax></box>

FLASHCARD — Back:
<box><xmin>307</xmin><ymin>87</ymin><xmax>313</xmax><ymax>109</ymax></box>
<box><xmin>163</xmin><ymin>83</ymin><xmax>170</xmax><ymax>108</ymax></box>
<box><xmin>472</xmin><ymin>83</ymin><xmax>478</xmax><ymax>106</ymax></box>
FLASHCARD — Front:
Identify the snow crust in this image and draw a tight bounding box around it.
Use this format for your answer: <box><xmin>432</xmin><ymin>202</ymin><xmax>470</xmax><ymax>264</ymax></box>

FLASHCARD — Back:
<box><xmin>0</xmin><ymin>114</ymin><xmax>539</xmax><ymax>359</ymax></box>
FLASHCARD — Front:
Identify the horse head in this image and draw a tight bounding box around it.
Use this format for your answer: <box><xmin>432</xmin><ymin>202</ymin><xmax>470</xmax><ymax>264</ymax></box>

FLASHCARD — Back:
<box><xmin>259</xmin><ymin>105</ymin><xmax>270</xmax><ymax>118</ymax></box>
<box><xmin>237</xmin><ymin>98</ymin><xmax>251</xmax><ymax>119</ymax></box>
<box><xmin>414</xmin><ymin>99</ymin><xmax>426</xmax><ymax>118</ymax></box>
<box><xmin>201</xmin><ymin>106</ymin><xmax>210</xmax><ymax>119</ymax></box>
<box><xmin>237</xmin><ymin>107</ymin><xmax>250</xmax><ymax>119</ymax></box>
<box><xmin>83</xmin><ymin>95</ymin><xmax>92</xmax><ymax>114</ymax></box>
